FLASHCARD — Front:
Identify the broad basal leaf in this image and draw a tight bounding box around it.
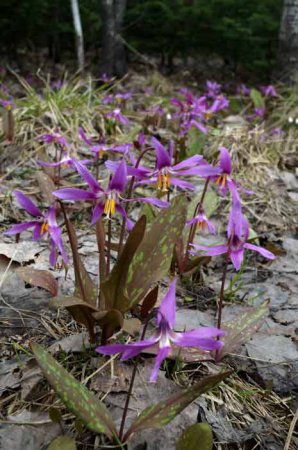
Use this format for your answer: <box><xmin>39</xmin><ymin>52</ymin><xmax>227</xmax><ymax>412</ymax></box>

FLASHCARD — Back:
<box><xmin>220</xmin><ymin>300</ymin><xmax>269</xmax><ymax>357</ymax></box>
<box><xmin>176</xmin><ymin>423</ymin><xmax>213</xmax><ymax>450</ymax></box>
<box><xmin>250</xmin><ymin>88</ymin><xmax>265</xmax><ymax>109</ymax></box>
<box><xmin>101</xmin><ymin>216</ymin><xmax>146</xmax><ymax>312</ymax></box>
<box><xmin>66</xmin><ymin>219</ymin><xmax>97</xmax><ymax>307</ymax></box>
<box><xmin>126</xmin><ymin>196</ymin><xmax>187</xmax><ymax>309</ymax></box>
<box><xmin>31</xmin><ymin>343</ymin><xmax>117</xmax><ymax>439</ymax></box>
<box><xmin>16</xmin><ymin>267</ymin><xmax>58</xmax><ymax>296</ymax></box>
<box><xmin>124</xmin><ymin>371</ymin><xmax>231</xmax><ymax>440</ymax></box>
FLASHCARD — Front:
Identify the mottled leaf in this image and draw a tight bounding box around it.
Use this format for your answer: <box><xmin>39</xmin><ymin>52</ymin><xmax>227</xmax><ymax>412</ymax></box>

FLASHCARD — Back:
<box><xmin>16</xmin><ymin>267</ymin><xmax>58</xmax><ymax>296</ymax></box>
<box><xmin>48</xmin><ymin>435</ymin><xmax>76</xmax><ymax>450</ymax></box>
<box><xmin>220</xmin><ymin>300</ymin><xmax>270</xmax><ymax>357</ymax></box>
<box><xmin>176</xmin><ymin>423</ymin><xmax>213</xmax><ymax>450</ymax></box>
<box><xmin>101</xmin><ymin>216</ymin><xmax>146</xmax><ymax>312</ymax></box>
<box><xmin>124</xmin><ymin>371</ymin><xmax>230</xmax><ymax>440</ymax></box>
<box><xmin>31</xmin><ymin>343</ymin><xmax>118</xmax><ymax>439</ymax></box>
<box><xmin>66</xmin><ymin>219</ymin><xmax>97</xmax><ymax>306</ymax></box>
<box><xmin>126</xmin><ymin>196</ymin><xmax>187</xmax><ymax>308</ymax></box>
<box><xmin>250</xmin><ymin>88</ymin><xmax>265</xmax><ymax>109</ymax></box>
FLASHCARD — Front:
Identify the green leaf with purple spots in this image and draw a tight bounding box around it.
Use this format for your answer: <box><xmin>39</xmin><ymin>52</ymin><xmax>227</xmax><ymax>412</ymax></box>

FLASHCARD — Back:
<box><xmin>125</xmin><ymin>195</ymin><xmax>187</xmax><ymax>308</ymax></box>
<box><xmin>220</xmin><ymin>299</ymin><xmax>269</xmax><ymax>357</ymax></box>
<box><xmin>176</xmin><ymin>423</ymin><xmax>213</xmax><ymax>450</ymax></box>
<box><xmin>124</xmin><ymin>371</ymin><xmax>231</xmax><ymax>440</ymax></box>
<box><xmin>101</xmin><ymin>215</ymin><xmax>147</xmax><ymax>312</ymax></box>
<box><xmin>31</xmin><ymin>343</ymin><xmax>118</xmax><ymax>439</ymax></box>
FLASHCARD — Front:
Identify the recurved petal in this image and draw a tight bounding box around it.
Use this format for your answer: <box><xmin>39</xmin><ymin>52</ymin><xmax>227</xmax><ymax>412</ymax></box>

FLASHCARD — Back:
<box><xmin>174</xmin><ymin>334</ymin><xmax>224</xmax><ymax>351</ymax></box>
<box><xmin>219</xmin><ymin>147</ymin><xmax>232</xmax><ymax>174</ymax></box>
<box><xmin>151</xmin><ymin>137</ymin><xmax>171</xmax><ymax>169</ymax></box>
<box><xmin>4</xmin><ymin>221</ymin><xmax>38</xmax><ymax>235</ymax></box>
<box><xmin>192</xmin><ymin>244</ymin><xmax>228</xmax><ymax>257</ymax></box>
<box><xmin>73</xmin><ymin>160</ymin><xmax>102</xmax><ymax>192</ymax></box>
<box><xmin>109</xmin><ymin>158</ymin><xmax>127</xmax><ymax>192</ymax></box>
<box><xmin>172</xmin><ymin>155</ymin><xmax>203</xmax><ymax>171</ymax></box>
<box><xmin>230</xmin><ymin>248</ymin><xmax>244</xmax><ymax>271</ymax></box>
<box><xmin>54</xmin><ymin>188</ymin><xmax>96</xmax><ymax>202</ymax></box>
<box><xmin>157</xmin><ymin>278</ymin><xmax>177</xmax><ymax>328</ymax></box>
<box><xmin>14</xmin><ymin>191</ymin><xmax>42</xmax><ymax>217</ymax></box>
<box><xmin>124</xmin><ymin>196</ymin><xmax>169</xmax><ymax>208</ymax></box>
<box><xmin>91</xmin><ymin>203</ymin><xmax>105</xmax><ymax>225</ymax></box>
<box><xmin>150</xmin><ymin>347</ymin><xmax>171</xmax><ymax>382</ymax></box>
<box><xmin>244</xmin><ymin>243</ymin><xmax>276</xmax><ymax>260</ymax></box>
<box><xmin>116</xmin><ymin>204</ymin><xmax>134</xmax><ymax>230</ymax></box>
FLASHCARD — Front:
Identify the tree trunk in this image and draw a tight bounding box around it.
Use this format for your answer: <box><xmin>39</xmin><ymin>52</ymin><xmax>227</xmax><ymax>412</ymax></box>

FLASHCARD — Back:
<box><xmin>277</xmin><ymin>0</ymin><xmax>298</xmax><ymax>82</ymax></box>
<box><xmin>101</xmin><ymin>0</ymin><xmax>127</xmax><ymax>77</ymax></box>
<box><xmin>70</xmin><ymin>0</ymin><xmax>85</xmax><ymax>71</ymax></box>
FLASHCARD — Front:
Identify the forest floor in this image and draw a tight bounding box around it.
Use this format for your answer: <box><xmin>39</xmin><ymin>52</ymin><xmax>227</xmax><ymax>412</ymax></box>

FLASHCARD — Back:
<box><xmin>0</xmin><ymin>70</ymin><xmax>297</xmax><ymax>450</ymax></box>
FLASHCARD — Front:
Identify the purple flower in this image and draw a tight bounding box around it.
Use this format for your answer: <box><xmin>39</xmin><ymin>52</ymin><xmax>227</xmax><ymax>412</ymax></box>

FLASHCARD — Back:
<box><xmin>254</xmin><ymin>107</ymin><xmax>265</xmax><ymax>118</ymax></box>
<box><xmin>4</xmin><ymin>191</ymin><xmax>68</xmax><ymax>267</ymax></box>
<box><xmin>237</xmin><ymin>84</ymin><xmax>251</xmax><ymax>96</ymax></box>
<box><xmin>79</xmin><ymin>128</ymin><xmax>130</xmax><ymax>157</ymax></box>
<box><xmin>212</xmin><ymin>147</ymin><xmax>236</xmax><ymax>195</ymax></box>
<box><xmin>38</xmin><ymin>154</ymin><xmax>91</xmax><ymax>169</ymax></box>
<box><xmin>187</xmin><ymin>208</ymin><xmax>216</xmax><ymax>234</ymax></box>
<box><xmin>192</xmin><ymin>227</ymin><xmax>275</xmax><ymax>271</ymax></box>
<box><xmin>106</xmin><ymin>108</ymin><xmax>130</xmax><ymax>125</ymax></box>
<box><xmin>96</xmin><ymin>279</ymin><xmax>224</xmax><ymax>382</ymax></box>
<box><xmin>260</xmin><ymin>85</ymin><xmax>277</xmax><ymax>98</ymax></box>
<box><xmin>206</xmin><ymin>80</ymin><xmax>221</xmax><ymax>97</ymax></box>
<box><xmin>0</xmin><ymin>99</ymin><xmax>13</xmax><ymax>110</ymax></box>
<box><xmin>37</xmin><ymin>131</ymin><xmax>68</xmax><ymax>147</ymax></box>
<box><xmin>54</xmin><ymin>159</ymin><xmax>169</xmax><ymax>230</ymax></box>
<box><xmin>138</xmin><ymin>138</ymin><xmax>220</xmax><ymax>191</ymax></box>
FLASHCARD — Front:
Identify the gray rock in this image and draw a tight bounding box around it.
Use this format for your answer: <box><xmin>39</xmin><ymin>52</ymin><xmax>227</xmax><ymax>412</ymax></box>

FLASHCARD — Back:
<box><xmin>246</xmin><ymin>334</ymin><xmax>298</xmax><ymax>392</ymax></box>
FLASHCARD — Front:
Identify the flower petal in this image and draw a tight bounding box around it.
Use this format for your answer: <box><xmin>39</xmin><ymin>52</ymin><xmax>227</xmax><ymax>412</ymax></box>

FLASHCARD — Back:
<box><xmin>230</xmin><ymin>248</ymin><xmax>244</xmax><ymax>271</ymax></box>
<box><xmin>124</xmin><ymin>197</ymin><xmax>169</xmax><ymax>208</ymax></box>
<box><xmin>172</xmin><ymin>155</ymin><xmax>203</xmax><ymax>171</ymax></box>
<box><xmin>54</xmin><ymin>188</ymin><xmax>96</xmax><ymax>202</ymax></box>
<box><xmin>151</xmin><ymin>137</ymin><xmax>171</xmax><ymax>169</ymax></box>
<box><xmin>115</xmin><ymin>204</ymin><xmax>134</xmax><ymax>230</ymax></box>
<box><xmin>150</xmin><ymin>347</ymin><xmax>171</xmax><ymax>382</ymax></box>
<box><xmin>244</xmin><ymin>243</ymin><xmax>276</xmax><ymax>260</ymax></box>
<box><xmin>219</xmin><ymin>147</ymin><xmax>232</xmax><ymax>174</ymax></box>
<box><xmin>73</xmin><ymin>160</ymin><xmax>102</xmax><ymax>193</ymax></box>
<box><xmin>14</xmin><ymin>191</ymin><xmax>42</xmax><ymax>217</ymax></box>
<box><xmin>174</xmin><ymin>334</ymin><xmax>224</xmax><ymax>351</ymax></box>
<box><xmin>91</xmin><ymin>203</ymin><xmax>105</xmax><ymax>225</ymax></box>
<box><xmin>96</xmin><ymin>339</ymin><xmax>156</xmax><ymax>359</ymax></box>
<box><xmin>192</xmin><ymin>244</ymin><xmax>228</xmax><ymax>257</ymax></box>
<box><xmin>109</xmin><ymin>159</ymin><xmax>127</xmax><ymax>192</ymax></box>
<box><xmin>4</xmin><ymin>221</ymin><xmax>38</xmax><ymax>235</ymax></box>
<box><xmin>157</xmin><ymin>279</ymin><xmax>177</xmax><ymax>328</ymax></box>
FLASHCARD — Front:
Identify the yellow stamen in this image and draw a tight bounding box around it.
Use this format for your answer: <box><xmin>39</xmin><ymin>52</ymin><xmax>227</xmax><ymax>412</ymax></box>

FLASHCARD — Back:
<box><xmin>215</xmin><ymin>174</ymin><xmax>227</xmax><ymax>188</ymax></box>
<box><xmin>157</xmin><ymin>172</ymin><xmax>171</xmax><ymax>191</ymax></box>
<box><xmin>204</xmin><ymin>111</ymin><xmax>213</xmax><ymax>120</ymax></box>
<box><xmin>104</xmin><ymin>198</ymin><xmax>116</xmax><ymax>217</ymax></box>
<box><xmin>40</xmin><ymin>222</ymin><xmax>49</xmax><ymax>235</ymax></box>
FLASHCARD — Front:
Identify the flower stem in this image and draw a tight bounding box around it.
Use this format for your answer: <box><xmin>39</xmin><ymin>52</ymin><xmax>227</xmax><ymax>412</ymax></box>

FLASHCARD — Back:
<box><xmin>217</xmin><ymin>253</ymin><xmax>229</xmax><ymax>331</ymax></box>
<box><xmin>106</xmin><ymin>218</ymin><xmax>112</xmax><ymax>276</ymax></box>
<box><xmin>118</xmin><ymin>147</ymin><xmax>151</xmax><ymax>255</ymax></box>
<box><xmin>182</xmin><ymin>177</ymin><xmax>210</xmax><ymax>272</ymax></box>
<box><xmin>95</xmin><ymin>218</ymin><xmax>107</xmax><ymax>308</ymax></box>
<box><xmin>119</xmin><ymin>319</ymin><xmax>150</xmax><ymax>440</ymax></box>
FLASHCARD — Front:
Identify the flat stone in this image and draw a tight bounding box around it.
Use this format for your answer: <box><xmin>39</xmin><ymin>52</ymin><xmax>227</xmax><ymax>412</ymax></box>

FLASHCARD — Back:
<box><xmin>246</xmin><ymin>334</ymin><xmax>298</xmax><ymax>392</ymax></box>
